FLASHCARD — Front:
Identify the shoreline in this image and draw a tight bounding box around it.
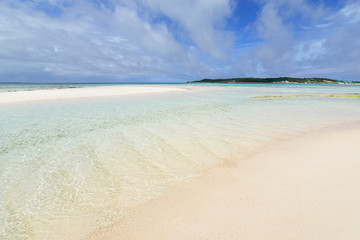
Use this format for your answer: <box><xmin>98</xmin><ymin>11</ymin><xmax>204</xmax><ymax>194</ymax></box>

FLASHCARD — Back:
<box><xmin>0</xmin><ymin>85</ymin><xmax>186</xmax><ymax>104</ymax></box>
<box><xmin>86</xmin><ymin>123</ymin><xmax>360</xmax><ymax>240</ymax></box>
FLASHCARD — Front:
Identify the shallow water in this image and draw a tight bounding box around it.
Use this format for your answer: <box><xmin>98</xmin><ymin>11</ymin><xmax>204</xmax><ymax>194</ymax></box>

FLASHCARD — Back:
<box><xmin>0</xmin><ymin>83</ymin><xmax>85</xmax><ymax>93</ymax></box>
<box><xmin>0</xmin><ymin>84</ymin><xmax>359</xmax><ymax>239</ymax></box>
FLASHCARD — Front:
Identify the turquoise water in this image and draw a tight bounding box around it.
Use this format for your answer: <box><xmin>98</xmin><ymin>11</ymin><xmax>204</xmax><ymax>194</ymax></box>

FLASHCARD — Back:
<box><xmin>0</xmin><ymin>83</ymin><xmax>84</xmax><ymax>92</ymax></box>
<box><xmin>0</xmin><ymin>83</ymin><xmax>182</xmax><ymax>93</ymax></box>
<box><xmin>0</xmin><ymin>84</ymin><xmax>359</xmax><ymax>239</ymax></box>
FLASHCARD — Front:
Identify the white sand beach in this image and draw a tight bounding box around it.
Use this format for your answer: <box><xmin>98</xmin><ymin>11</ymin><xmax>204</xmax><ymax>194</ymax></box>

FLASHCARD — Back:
<box><xmin>1</xmin><ymin>84</ymin><xmax>359</xmax><ymax>240</ymax></box>
<box><xmin>86</xmin><ymin>124</ymin><xmax>360</xmax><ymax>240</ymax></box>
<box><xmin>2</xmin><ymin>1</ymin><xmax>360</xmax><ymax>239</ymax></box>
<box><xmin>0</xmin><ymin>85</ymin><xmax>185</xmax><ymax>104</ymax></box>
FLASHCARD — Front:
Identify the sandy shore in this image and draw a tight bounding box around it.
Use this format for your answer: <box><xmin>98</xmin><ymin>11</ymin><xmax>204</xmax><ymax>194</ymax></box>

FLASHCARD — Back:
<box><xmin>0</xmin><ymin>86</ymin><xmax>185</xmax><ymax>104</ymax></box>
<box><xmin>86</xmin><ymin>123</ymin><xmax>360</xmax><ymax>240</ymax></box>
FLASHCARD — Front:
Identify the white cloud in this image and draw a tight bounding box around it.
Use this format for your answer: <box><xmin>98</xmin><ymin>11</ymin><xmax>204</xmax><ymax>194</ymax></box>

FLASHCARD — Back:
<box><xmin>234</xmin><ymin>0</ymin><xmax>360</xmax><ymax>80</ymax></box>
<box><xmin>141</xmin><ymin>0</ymin><xmax>234</xmax><ymax>58</ymax></box>
<box><xmin>339</xmin><ymin>1</ymin><xmax>360</xmax><ymax>23</ymax></box>
<box><xmin>254</xmin><ymin>2</ymin><xmax>294</xmax><ymax>73</ymax></box>
<box><xmin>243</xmin><ymin>0</ymin><xmax>328</xmax><ymax>76</ymax></box>
<box><xmin>289</xmin><ymin>0</ymin><xmax>360</xmax><ymax>80</ymax></box>
<box><xmin>113</xmin><ymin>5</ymin><xmax>184</xmax><ymax>60</ymax></box>
<box><xmin>0</xmin><ymin>0</ymin><xmax>359</xmax><ymax>82</ymax></box>
<box><xmin>294</xmin><ymin>40</ymin><xmax>326</xmax><ymax>62</ymax></box>
<box><xmin>0</xmin><ymin>0</ymin><xmax>235</xmax><ymax>81</ymax></box>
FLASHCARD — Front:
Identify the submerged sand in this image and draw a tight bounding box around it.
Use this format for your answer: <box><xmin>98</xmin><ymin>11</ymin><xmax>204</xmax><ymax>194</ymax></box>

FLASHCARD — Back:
<box><xmin>0</xmin><ymin>85</ymin><xmax>185</xmax><ymax>104</ymax></box>
<box><xmin>86</xmin><ymin>124</ymin><xmax>360</xmax><ymax>240</ymax></box>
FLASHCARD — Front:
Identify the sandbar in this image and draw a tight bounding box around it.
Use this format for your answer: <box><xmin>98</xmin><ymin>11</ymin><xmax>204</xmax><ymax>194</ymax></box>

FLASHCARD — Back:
<box><xmin>86</xmin><ymin>123</ymin><xmax>360</xmax><ymax>240</ymax></box>
<box><xmin>0</xmin><ymin>86</ymin><xmax>185</xmax><ymax>104</ymax></box>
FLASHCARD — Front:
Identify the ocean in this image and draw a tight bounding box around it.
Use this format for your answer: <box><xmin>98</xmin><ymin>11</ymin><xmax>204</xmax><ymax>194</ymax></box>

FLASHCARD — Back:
<box><xmin>1</xmin><ymin>83</ymin><xmax>359</xmax><ymax>239</ymax></box>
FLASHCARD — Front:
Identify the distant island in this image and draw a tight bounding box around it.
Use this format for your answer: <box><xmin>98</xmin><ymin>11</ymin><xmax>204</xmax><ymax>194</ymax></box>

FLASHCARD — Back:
<box><xmin>189</xmin><ymin>77</ymin><xmax>360</xmax><ymax>84</ymax></box>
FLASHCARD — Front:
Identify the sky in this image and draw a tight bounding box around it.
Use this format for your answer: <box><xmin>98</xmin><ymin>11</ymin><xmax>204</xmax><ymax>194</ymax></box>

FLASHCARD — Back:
<box><xmin>0</xmin><ymin>0</ymin><xmax>359</xmax><ymax>82</ymax></box>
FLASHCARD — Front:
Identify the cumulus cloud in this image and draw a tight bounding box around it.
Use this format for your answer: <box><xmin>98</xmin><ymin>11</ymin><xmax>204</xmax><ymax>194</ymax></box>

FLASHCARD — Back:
<box><xmin>141</xmin><ymin>0</ymin><xmax>234</xmax><ymax>58</ymax></box>
<box><xmin>290</xmin><ymin>0</ymin><xmax>360</xmax><ymax>80</ymax></box>
<box><xmin>0</xmin><ymin>0</ymin><xmax>359</xmax><ymax>82</ymax></box>
<box><xmin>245</xmin><ymin>0</ymin><xmax>325</xmax><ymax>76</ymax></box>
<box><xmin>230</xmin><ymin>0</ymin><xmax>360</xmax><ymax>81</ymax></box>
<box><xmin>113</xmin><ymin>5</ymin><xmax>184</xmax><ymax>60</ymax></box>
<box><xmin>254</xmin><ymin>2</ymin><xmax>294</xmax><ymax>74</ymax></box>
<box><xmin>0</xmin><ymin>0</ymin><xmax>235</xmax><ymax>82</ymax></box>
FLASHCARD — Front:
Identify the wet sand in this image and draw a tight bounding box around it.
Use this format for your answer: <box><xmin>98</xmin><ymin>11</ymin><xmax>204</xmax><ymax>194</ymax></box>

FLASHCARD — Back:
<box><xmin>86</xmin><ymin>123</ymin><xmax>360</xmax><ymax>240</ymax></box>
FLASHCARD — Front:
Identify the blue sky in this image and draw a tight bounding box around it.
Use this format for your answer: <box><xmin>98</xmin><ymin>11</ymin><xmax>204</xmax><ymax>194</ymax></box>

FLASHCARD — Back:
<box><xmin>0</xmin><ymin>0</ymin><xmax>359</xmax><ymax>82</ymax></box>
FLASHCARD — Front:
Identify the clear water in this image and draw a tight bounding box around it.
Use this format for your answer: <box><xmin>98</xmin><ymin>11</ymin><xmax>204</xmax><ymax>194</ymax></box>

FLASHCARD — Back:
<box><xmin>0</xmin><ymin>84</ymin><xmax>359</xmax><ymax>239</ymax></box>
<box><xmin>0</xmin><ymin>83</ymin><xmax>181</xmax><ymax>93</ymax></box>
<box><xmin>0</xmin><ymin>83</ymin><xmax>84</xmax><ymax>93</ymax></box>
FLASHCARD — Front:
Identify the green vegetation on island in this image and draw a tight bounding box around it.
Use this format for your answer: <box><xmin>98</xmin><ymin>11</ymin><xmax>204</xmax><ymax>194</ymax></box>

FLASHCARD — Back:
<box><xmin>189</xmin><ymin>77</ymin><xmax>357</xmax><ymax>84</ymax></box>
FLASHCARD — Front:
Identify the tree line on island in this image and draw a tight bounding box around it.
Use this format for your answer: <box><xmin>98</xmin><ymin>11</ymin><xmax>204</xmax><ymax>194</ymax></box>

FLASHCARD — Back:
<box><xmin>188</xmin><ymin>77</ymin><xmax>360</xmax><ymax>84</ymax></box>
